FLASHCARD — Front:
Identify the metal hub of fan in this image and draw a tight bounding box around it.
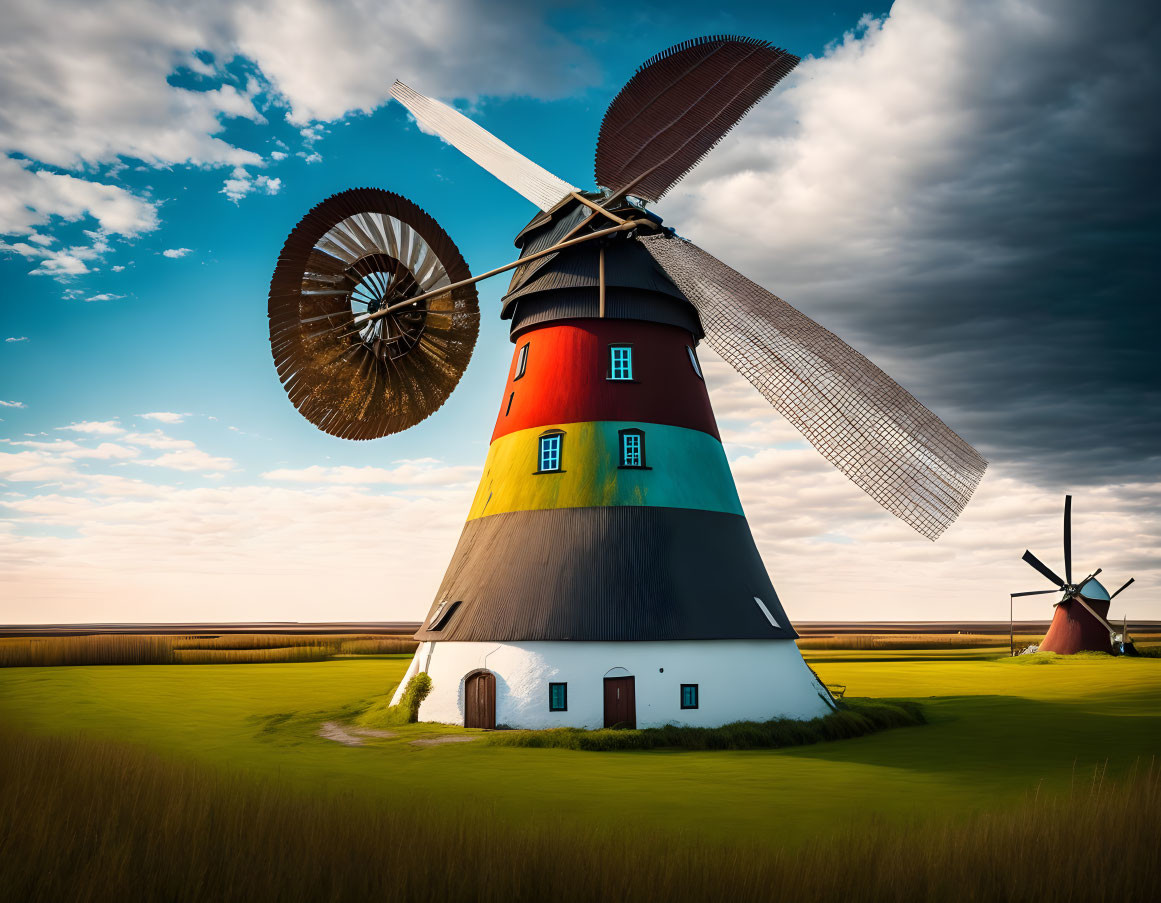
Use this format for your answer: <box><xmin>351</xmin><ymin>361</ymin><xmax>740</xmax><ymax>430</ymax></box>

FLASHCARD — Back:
<box><xmin>268</xmin><ymin>188</ymin><xmax>479</xmax><ymax>440</ymax></box>
<box><xmin>340</xmin><ymin>252</ymin><xmax>427</xmax><ymax>361</ymax></box>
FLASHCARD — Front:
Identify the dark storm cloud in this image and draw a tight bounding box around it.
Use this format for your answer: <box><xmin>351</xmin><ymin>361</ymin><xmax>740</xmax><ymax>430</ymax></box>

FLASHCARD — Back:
<box><xmin>668</xmin><ymin>0</ymin><xmax>1161</xmax><ymax>488</ymax></box>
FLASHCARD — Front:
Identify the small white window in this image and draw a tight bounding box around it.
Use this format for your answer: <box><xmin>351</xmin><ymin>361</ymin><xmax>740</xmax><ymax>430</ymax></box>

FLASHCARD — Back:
<box><xmin>514</xmin><ymin>343</ymin><xmax>529</xmax><ymax>380</ymax></box>
<box><xmin>609</xmin><ymin>345</ymin><xmax>632</xmax><ymax>380</ymax></box>
<box><xmin>686</xmin><ymin>345</ymin><xmax>703</xmax><ymax>379</ymax></box>
<box><xmin>538</xmin><ymin>433</ymin><xmax>562</xmax><ymax>472</ymax></box>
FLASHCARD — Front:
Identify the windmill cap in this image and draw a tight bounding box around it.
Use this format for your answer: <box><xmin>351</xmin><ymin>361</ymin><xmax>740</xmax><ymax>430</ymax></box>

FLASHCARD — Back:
<box><xmin>1078</xmin><ymin>578</ymin><xmax>1110</xmax><ymax>600</ymax></box>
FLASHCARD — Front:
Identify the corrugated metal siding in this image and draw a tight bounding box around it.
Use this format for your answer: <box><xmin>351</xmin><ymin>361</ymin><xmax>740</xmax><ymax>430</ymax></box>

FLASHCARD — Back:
<box><xmin>414</xmin><ymin>506</ymin><xmax>797</xmax><ymax>643</ymax></box>
<box><xmin>508</xmin><ymin>288</ymin><xmax>703</xmax><ymax>339</ymax></box>
<box><xmin>505</xmin><ymin>203</ymin><xmax>592</xmax><ymax>296</ymax></box>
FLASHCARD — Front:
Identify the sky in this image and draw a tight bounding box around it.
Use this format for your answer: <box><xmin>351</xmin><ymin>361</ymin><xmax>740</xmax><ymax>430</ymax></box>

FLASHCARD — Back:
<box><xmin>1</xmin><ymin>0</ymin><xmax>1158</xmax><ymax>626</ymax></box>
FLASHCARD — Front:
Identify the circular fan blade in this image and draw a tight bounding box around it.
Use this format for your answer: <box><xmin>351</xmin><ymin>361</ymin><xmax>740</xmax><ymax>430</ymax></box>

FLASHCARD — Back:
<box><xmin>269</xmin><ymin>188</ymin><xmax>479</xmax><ymax>440</ymax></box>
<box><xmin>595</xmin><ymin>35</ymin><xmax>799</xmax><ymax>202</ymax></box>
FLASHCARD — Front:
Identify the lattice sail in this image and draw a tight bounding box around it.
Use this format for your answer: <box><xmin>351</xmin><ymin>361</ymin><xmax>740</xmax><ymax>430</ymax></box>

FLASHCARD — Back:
<box><xmin>641</xmin><ymin>234</ymin><xmax>987</xmax><ymax>539</ymax></box>
<box><xmin>390</xmin><ymin>81</ymin><xmax>577</xmax><ymax>212</ymax></box>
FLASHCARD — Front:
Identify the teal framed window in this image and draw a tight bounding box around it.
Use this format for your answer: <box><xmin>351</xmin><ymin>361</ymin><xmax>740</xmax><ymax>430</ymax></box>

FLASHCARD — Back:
<box><xmin>680</xmin><ymin>684</ymin><xmax>699</xmax><ymax>709</ymax></box>
<box><xmin>618</xmin><ymin>428</ymin><xmax>647</xmax><ymax>469</ymax></box>
<box><xmin>537</xmin><ymin>431</ymin><xmax>563</xmax><ymax>473</ymax></box>
<box><xmin>549</xmin><ymin>682</ymin><xmax>567</xmax><ymax>712</ymax></box>
<box><xmin>609</xmin><ymin>345</ymin><xmax>633</xmax><ymax>380</ymax></box>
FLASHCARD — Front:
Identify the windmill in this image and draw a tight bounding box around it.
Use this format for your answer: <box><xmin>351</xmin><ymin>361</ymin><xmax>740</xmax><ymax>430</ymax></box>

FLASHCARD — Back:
<box><xmin>268</xmin><ymin>36</ymin><xmax>988</xmax><ymax>729</ymax></box>
<box><xmin>1016</xmin><ymin>495</ymin><xmax>1137</xmax><ymax>655</ymax></box>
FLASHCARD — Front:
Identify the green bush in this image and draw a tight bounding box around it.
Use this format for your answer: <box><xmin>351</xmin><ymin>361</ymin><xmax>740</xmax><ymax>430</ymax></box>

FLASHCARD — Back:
<box><xmin>487</xmin><ymin>699</ymin><xmax>924</xmax><ymax>752</ymax></box>
<box><xmin>359</xmin><ymin>672</ymin><xmax>434</xmax><ymax>728</ymax></box>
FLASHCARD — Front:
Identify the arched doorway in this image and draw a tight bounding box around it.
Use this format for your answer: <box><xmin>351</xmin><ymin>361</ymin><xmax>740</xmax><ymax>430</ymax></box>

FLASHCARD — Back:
<box><xmin>464</xmin><ymin>670</ymin><xmax>496</xmax><ymax>729</ymax></box>
<box><xmin>603</xmin><ymin>670</ymin><xmax>636</xmax><ymax>729</ymax></box>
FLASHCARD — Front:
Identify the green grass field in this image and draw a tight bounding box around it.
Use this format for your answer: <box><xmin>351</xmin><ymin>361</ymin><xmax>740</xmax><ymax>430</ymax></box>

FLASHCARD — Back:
<box><xmin>1</xmin><ymin>647</ymin><xmax>1157</xmax><ymax>845</ymax></box>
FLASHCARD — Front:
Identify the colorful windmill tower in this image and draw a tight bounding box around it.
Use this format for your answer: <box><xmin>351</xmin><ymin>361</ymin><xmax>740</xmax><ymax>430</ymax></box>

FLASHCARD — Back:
<box><xmin>268</xmin><ymin>37</ymin><xmax>988</xmax><ymax>729</ymax></box>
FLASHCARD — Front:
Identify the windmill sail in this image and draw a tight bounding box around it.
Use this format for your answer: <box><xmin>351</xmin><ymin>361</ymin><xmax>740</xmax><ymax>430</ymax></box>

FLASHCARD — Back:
<box><xmin>390</xmin><ymin>81</ymin><xmax>577</xmax><ymax>212</ymax></box>
<box><xmin>640</xmin><ymin>234</ymin><xmax>987</xmax><ymax>540</ymax></box>
<box><xmin>595</xmin><ymin>36</ymin><xmax>799</xmax><ymax>201</ymax></box>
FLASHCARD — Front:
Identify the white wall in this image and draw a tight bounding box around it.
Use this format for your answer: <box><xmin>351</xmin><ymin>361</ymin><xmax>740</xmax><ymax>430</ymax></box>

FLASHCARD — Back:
<box><xmin>392</xmin><ymin>640</ymin><xmax>835</xmax><ymax>729</ymax></box>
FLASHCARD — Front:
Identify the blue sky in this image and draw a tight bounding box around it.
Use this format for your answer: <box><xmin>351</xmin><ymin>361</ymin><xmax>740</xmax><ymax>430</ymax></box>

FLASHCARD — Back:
<box><xmin>2</xmin><ymin>0</ymin><xmax>1157</xmax><ymax>624</ymax></box>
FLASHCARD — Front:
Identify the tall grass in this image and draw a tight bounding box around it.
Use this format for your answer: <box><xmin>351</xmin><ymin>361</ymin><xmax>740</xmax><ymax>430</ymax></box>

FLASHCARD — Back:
<box><xmin>0</xmin><ymin>633</ymin><xmax>418</xmax><ymax>667</ymax></box>
<box><xmin>173</xmin><ymin>646</ymin><xmax>336</xmax><ymax>664</ymax></box>
<box><xmin>797</xmin><ymin>632</ymin><xmax>1161</xmax><ymax>651</ymax></box>
<box><xmin>0</xmin><ymin>727</ymin><xmax>1156</xmax><ymax>902</ymax></box>
<box><xmin>797</xmin><ymin>633</ymin><xmax>1025</xmax><ymax>650</ymax></box>
<box><xmin>337</xmin><ymin>637</ymin><xmax>419</xmax><ymax>655</ymax></box>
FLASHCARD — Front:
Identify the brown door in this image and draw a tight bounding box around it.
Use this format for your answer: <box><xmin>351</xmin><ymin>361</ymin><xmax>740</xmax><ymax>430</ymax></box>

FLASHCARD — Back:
<box><xmin>464</xmin><ymin>671</ymin><xmax>496</xmax><ymax>729</ymax></box>
<box><xmin>603</xmin><ymin>676</ymin><xmax>636</xmax><ymax>729</ymax></box>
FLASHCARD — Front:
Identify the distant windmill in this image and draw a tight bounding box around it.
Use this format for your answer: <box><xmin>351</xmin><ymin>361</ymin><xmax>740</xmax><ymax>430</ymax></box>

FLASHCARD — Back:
<box><xmin>267</xmin><ymin>36</ymin><xmax>988</xmax><ymax>729</ymax></box>
<box><xmin>1016</xmin><ymin>495</ymin><xmax>1137</xmax><ymax>655</ymax></box>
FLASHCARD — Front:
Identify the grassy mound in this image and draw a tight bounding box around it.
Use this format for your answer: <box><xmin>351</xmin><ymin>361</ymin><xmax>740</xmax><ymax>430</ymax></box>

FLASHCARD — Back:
<box><xmin>487</xmin><ymin>699</ymin><xmax>924</xmax><ymax>751</ymax></box>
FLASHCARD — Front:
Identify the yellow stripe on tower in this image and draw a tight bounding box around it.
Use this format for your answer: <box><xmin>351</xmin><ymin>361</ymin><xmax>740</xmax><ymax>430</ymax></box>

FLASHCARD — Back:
<box><xmin>467</xmin><ymin>421</ymin><xmax>743</xmax><ymax>521</ymax></box>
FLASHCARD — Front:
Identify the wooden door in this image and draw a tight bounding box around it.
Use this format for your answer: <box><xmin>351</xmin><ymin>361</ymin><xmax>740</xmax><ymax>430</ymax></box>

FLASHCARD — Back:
<box><xmin>464</xmin><ymin>671</ymin><xmax>496</xmax><ymax>729</ymax></box>
<box><xmin>603</xmin><ymin>676</ymin><xmax>636</xmax><ymax>729</ymax></box>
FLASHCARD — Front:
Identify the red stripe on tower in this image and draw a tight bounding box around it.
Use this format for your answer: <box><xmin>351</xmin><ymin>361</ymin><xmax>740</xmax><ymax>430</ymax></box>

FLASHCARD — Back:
<box><xmin>492</xmin><ymin>319</ymin><xmax>718</xmax><ymax>442</ymax></box>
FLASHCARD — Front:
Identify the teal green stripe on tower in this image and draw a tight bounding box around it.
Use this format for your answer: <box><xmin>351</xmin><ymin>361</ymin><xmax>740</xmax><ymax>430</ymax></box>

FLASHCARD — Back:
<box><xmin>467</xmin><ymin>421</ymin><xmax>742</xmax><ymax>520</ymax></box>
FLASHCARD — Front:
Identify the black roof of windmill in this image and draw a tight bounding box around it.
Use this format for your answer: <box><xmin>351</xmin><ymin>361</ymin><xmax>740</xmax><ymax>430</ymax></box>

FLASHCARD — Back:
<box><xmin>268</xmin><ymin>35</ymin><xmax>988</xmax><ymax>540</ymax></box>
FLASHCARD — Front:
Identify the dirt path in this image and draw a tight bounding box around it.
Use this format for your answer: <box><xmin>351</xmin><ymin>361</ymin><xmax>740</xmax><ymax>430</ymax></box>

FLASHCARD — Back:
<box><xmin>317</xmin><ymin>722</ymin><xmax>397</xmax><ymax>746</ymax></box>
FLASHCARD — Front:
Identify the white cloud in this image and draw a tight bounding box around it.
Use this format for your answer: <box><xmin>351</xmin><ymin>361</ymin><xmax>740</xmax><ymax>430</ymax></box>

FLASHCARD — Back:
<box><xmin>162</xmin><ymin>247</ymin><xmax>192</xmax><ymax>259</ymax></box>
<box><xmin>0</xmin><ymin>400</ymin><xmax>27</xmax><ymax>408</ymax></box>
<box><xmin>0</xmin><ymin>449</ymin><xmax>77</xmax><ymax>483</ymax></box>
<box><xmin>220</xmin><ymin>168</ymin><xmax>282</xmax><ymax>202</ymax></box>
<box><xmin>56</xmin><ymin>420</ymin><xmax>123</xmax><ymax>435</ymax></box>
<box><xmin>124</xmin><ymin>429</ymin><xmax>195</xmax><ymax>450</ymax></box>
<box><xmin>5</xmin><ymin>337</ymin><xmax>29</xmax><ymax>343</ymax></box>
<box><xmin>1</xmin><ymin>223</ymin><xmax>120</xmax><ymax>279</ymax></box>
<box><xmin>0</xmin><ymin>156</ymin><xmax>160</xmax><ymax>239</ymax></box>
<box><xmin>0</xmin><ymin>481</ymin><xmax>471</xmax><ymax>622</ymax></box>
<box><xmin>64</xmin><ymin>442</ymin><xmax>141</xmax><ymax>461</ymax></box>
<box><xmin>0</xmin><ymin>0</ymin><xmax>595</xmax><ymax>256</ymax></box>
<box><xmin>137</xmin><ymin>447</ymin><xmax>236</xmax><ymax>472</ymax></box>
<box><xmin>139</xmin><ymin>411</ymin><xmax>188</xmax><ymax>424</ymax></box>
<box><xmin>85</xmin><ymin>293</ymin><xmax>124</xmax><ymax>302</ymax></box>
<box><xmin>262</xmin><ymin>461</ymin><xmax>479</xmax><ymax>487</ymax></box>
<box><xmin>270</xmin><ymin>150</ymin><xmax>287</xmax><ymax>161</ymax></box>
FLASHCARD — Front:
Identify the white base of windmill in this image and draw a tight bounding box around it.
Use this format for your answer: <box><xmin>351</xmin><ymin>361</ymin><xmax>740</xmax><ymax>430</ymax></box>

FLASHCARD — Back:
<box><xmin>390</xmin><ymin>640</ymin><xmax>836</xmax><ymax>729</ymax></box>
